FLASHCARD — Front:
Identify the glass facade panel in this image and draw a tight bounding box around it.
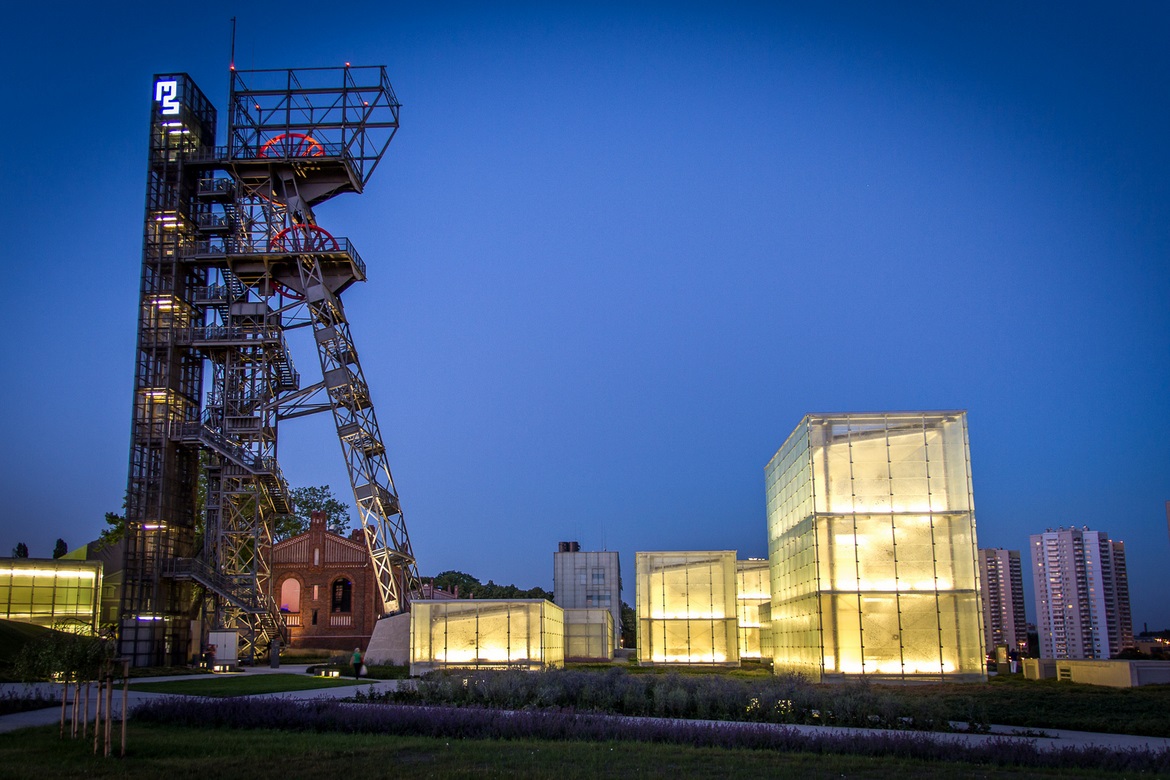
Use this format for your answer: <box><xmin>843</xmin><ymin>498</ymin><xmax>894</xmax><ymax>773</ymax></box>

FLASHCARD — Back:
<box><xmin>0</xmin><ymin>561</ymin><xmax>102</xmax><ymax>632</ymax></box>
<box><xmin>409</xmin><ymin>599</ymin><xmax>564</xmax><ymax>674</ymax></box>
<box><xmin>736</xmin><ymin>559</ymin><xmax>771</xmax><ymax>660</ymax></box>
<box><xmin>766</xmin><ymin>412</ymin><xmax>985</xmax><ymax>682</ymax></box>
<box><xmin>636</xmin><ymin>551</ymin><xmax>739</xmax><ymax>666</ymax></box>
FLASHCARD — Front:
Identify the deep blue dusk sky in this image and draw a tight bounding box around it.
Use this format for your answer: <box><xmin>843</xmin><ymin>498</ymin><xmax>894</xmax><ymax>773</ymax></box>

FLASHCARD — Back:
<box><xmin>2</xmin><ymin>3</ymin><xmax>1167</xmax><ymax>628</ymax></box>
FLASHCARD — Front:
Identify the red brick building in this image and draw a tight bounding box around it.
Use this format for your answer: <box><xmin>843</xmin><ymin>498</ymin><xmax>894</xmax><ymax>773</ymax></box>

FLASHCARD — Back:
<box><xmin>272</xmin><ymin>512</ymin><xmax>378</xmax><ymax>651</ymax></box>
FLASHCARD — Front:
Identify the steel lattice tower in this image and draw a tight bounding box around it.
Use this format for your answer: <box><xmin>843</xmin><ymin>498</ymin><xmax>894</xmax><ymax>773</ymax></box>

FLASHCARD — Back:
<box><xmin>119</xmin><ymin>67</ymin><xmax>419</xmax><ymax>666</ymax></box>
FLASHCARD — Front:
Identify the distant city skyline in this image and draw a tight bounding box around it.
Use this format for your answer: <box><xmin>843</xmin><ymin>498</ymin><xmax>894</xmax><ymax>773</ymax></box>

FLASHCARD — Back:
<box><xmin>1</xmin><ymin>4</ymin><xmax>1167</xmax><ymax>628</ymax></box>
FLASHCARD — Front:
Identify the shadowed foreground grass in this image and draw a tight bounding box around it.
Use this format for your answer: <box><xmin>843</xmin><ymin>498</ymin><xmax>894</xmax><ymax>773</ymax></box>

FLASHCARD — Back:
<box><xmin>129</xmin><ymin>673</ymin><xmax>366</xmax><ymax>697</ymax></box>
<box><xmin>0</xmin><ymin>723</ymin><xmax>1122</xmax><ymax>780</ymax></box>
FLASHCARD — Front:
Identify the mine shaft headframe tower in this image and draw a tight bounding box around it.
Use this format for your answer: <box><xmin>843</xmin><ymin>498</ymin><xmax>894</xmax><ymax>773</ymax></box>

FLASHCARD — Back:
<box><xmin>221</xmin><ymin>65</ymin><xmax>420</xmax><ymax>616</ymax></box>
<box><xmin>120</xmin><ymin>66</ymin><xmax>419</xmax><ymax>667</ymax></box>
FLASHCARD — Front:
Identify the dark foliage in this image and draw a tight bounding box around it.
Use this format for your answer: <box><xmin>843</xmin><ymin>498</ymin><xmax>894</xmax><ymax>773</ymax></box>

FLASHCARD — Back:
<box><xmin>132</xmin><ymin>696</ymin><xmax>1170</xmax><ymax>774</ymax></box>
<box><xmin>0</xmin><ymin>689</ymin><xmax>58</xmax><ymax>715</ymax></box>
<box><xmin>429</xmin><ymin>570</ymin><xmax>553</xmax><ymax>601</ymax></box>
<box><xmin>368</xmin><ymin>668</ymin><xmax>957</xmax><ymax>732</ymax></box>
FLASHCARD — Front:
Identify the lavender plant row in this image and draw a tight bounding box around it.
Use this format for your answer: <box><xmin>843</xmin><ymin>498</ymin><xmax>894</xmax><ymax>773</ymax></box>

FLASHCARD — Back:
<box><xmin>132</xmin><ymin>696</ymin><xmax>1170</xmax><ymax>773</ymax></box>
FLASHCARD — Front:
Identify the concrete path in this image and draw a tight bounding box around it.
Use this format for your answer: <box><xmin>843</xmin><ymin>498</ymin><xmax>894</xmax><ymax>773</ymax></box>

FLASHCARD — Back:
<box><xmin>2</xmin><ymin>667</ymin><xmax>1168</xmax><ymax>754</ymax></box>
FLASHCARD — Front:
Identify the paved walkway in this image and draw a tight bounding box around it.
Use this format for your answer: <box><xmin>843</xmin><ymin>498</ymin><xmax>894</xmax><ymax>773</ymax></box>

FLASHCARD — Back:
<box><xmin>2</xmin><ymin>666</ymin><xmax>1168</xmax><ymax>754</ymax></box>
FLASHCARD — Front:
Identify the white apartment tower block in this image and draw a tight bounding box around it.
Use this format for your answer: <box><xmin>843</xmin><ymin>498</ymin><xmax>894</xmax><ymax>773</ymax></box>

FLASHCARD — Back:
<box><xmin>1030</xmin><ymin>527</ymin><xmax>1133</xmax><ymax>660</ymax></box>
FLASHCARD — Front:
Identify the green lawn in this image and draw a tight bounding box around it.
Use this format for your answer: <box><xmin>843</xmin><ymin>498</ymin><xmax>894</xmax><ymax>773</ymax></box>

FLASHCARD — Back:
<box><xmin>878</xmin><ymin>674</ymin><xmax>1170</xmax><ymax>737</ymax></box>
<box><xmin>0</xmin><ymin>723</ymin><xmax>1120</xmax><ymax>780</ymax></box>
<box><xmin>130</xmin><ymin>673</ymin><xmax>367</xmax><ymax>697</ymax></box>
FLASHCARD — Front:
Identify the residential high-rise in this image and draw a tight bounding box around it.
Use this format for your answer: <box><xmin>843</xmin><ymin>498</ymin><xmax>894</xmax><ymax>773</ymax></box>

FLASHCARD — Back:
<box><xmin>978</xmin><ymin>548</ymin><xmax>1027</xmax><ymax>656</ymax></box>
<box><xmin>1030</xmin><ymin>527</ymin><xmax>1133</xmax><ymax>659</ymax></box>
<box><xmin>765</xmin><ymin>411</ymin><xmax>985</xmax><ymax>682</ymax></box>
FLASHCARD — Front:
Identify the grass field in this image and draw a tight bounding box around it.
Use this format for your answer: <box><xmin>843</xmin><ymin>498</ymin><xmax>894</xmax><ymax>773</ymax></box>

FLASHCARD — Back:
<box><xmin>0</xmin><ymin>722</ymin><xmax>1125</xmax><ymax>780</ymax></box>
<box><xmin>129</xmin><ymin>673</ymin><xmax>368</xmax><ymax>697</ymax></box>
<box><xmin>880</xmin><ymin>675</ymin><xmax>1170</xmax><ymax>736</ymax></box>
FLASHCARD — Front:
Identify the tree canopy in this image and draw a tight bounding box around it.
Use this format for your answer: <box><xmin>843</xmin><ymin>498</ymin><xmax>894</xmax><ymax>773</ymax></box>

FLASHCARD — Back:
<box><xmin>430</xmin><ymin>570</ymin><xmax>553</xmax><ymax>601</ymax></box>
<box><xmin>52</xmin><ymin>539</ymin><xmax>68</xmax><ymax>559</ymax></box>
<box><xmin>11</xmin><ymin>542</ymin><xmax>28</xmax><ymax>559</ymax></box>
<box><xmin>273</xmin><ymin>485</ymin><xmax>352</xmax><ymax>541</ymax></box>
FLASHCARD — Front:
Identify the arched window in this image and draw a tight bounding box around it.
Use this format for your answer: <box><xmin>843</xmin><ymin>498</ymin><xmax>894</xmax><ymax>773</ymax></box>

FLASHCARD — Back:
<box><xmin>279</xmin><ymin>578</ymin><xmax>301</xmax><ymax>613</ymax></box>
<box><xmin>331</xmin><ymin>578</ymin><xmax>352</xmax><ymax>613</ymax></box>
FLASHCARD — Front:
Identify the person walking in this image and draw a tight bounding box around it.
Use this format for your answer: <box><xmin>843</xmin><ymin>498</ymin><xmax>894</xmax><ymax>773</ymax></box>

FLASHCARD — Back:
<box><xmin>352</xmin><ymin>647</ymin><xmax>363</xmax><ymax>680</ymax></box>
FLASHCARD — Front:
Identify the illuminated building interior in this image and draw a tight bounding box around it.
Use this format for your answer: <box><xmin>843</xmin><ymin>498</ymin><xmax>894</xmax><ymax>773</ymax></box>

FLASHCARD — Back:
<box><xmin>766</xmin><ymin>412</ymin><xmax>985</xmax><ymax>682</ymax></box>
<box><xmin>410</xmin><ymin>599</ymin><xmax>564</xmax><ymax>674</ymax></box>
<box><xmin>736</xmin><ymin>559</ymin><xmax>771</xmax><ymax>661</ymax></box>
<box><xmin>563</xmin><ymin>608</ymin><xmax>614</xmax><ymax>660</ymax></box>
<box><xmin>0</xmin><ymin>560</ymin><xmax>102</xmax><ymax>633</ymax></box>
<box><xmin>636</xmin><ymin>551</ymin><xmax>739</xmax><ymax>666</ymax></box>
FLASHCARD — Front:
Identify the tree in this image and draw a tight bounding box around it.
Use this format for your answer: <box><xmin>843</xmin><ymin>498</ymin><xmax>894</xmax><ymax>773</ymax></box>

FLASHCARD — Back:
<box><xmin>621</xmin><ymin>600</ymin><xmax>636</xmax><ymax>648</ymax></box>
<box><xmin>432</xmin><ymin>570</ymin><xmax>481</xmax><ymax>595</ymax></box>
<box><xmin>95</xmin><ymin>512</ymin><xmax>125</xmax><ymax>551</ymax></box>
<box><xmin>52</xmin><ymin>539</ymin><xmax>68</xmax><ymax>559</ymax></box>
<box><xmin>11</xmin><ymin>542</ymin><xmax>28</xmax><ymax>558</ymax></box>
<box><xmin>429</xmin><ymin>570</ymin><xmax>552</xmax><ymax>600</ymax></box>
<box><xmin>274</xmin><ymin>485</ymin><xmax>352</xmax><ymax>541</ymax></box>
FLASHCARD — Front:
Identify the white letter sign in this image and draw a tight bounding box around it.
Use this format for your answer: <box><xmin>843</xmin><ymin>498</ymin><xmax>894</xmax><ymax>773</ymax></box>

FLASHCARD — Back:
<box><xmin>155</xmin><ymin>80</ymin><xmax>180</xmax><ymax>116</ymax></box>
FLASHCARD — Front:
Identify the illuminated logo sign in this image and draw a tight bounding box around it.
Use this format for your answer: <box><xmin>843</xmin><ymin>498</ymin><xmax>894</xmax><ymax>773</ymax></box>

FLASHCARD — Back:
<box><xmin>154</xmin><ymin>79</ymin><xmax>180</xmax><ymax>116</ymax></box>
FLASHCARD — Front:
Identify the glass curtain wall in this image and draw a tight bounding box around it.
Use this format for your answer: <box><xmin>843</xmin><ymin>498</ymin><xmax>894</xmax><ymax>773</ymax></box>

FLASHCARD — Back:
<box><xmin>410</xmin><ymin>599</ymin><xmax>564</xmax><ymax>674</ymax></box>
<box><xmin>737</xmin><ymin>559</ymin><xmax>771</xmax><ymax>660</ymax></box>
<box><xmin>765</xmin><ymin>412</ymin><xmax>985</xmax><ymax>682</ymax></box>
<box><xmin>636</xmin><ymin>551</ymin><xmax>739</xmax><ymax>666</ymax></box>
<box><xmin>0</xmin><ymin>561</ymin><xmax>103</xmax><ymax>632</ymax></box>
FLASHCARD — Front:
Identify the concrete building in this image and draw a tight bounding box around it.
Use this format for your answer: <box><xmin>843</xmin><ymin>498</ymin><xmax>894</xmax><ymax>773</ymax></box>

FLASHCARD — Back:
<box><xmin>766</xmin><ymin>412</ymin><xmax>985</xmax><ymax>682</ymax></box>
<box><xmin>978</xmin><ymin>548</ymin><xmax>1027</xmax><ymax>656</ymax></box>
<box><xmin>552</xmin><ymin>542</ymin><xmax>621</xmax><ymax>650</ymax></box>
<box><xmin>563</xmin><ymin>608</ymin><xmax>615</xmax><ymax>661</ymax></box>
<box><xmin>1030</xmin><ymin>527</ymin><xmax>1133</xmax><ymax>660</ymax></box>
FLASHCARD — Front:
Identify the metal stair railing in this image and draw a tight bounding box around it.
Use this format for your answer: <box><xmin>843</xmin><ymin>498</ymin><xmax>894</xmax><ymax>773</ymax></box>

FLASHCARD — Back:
<box><xmin>163</xmin><ymin>558</ymin><xmax>260</xmax><ymax>613</ymax></box>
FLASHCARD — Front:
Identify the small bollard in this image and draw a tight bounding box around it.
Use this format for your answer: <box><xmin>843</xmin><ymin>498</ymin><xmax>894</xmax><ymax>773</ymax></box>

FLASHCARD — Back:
<box><xmin>269</xmin><ymin>638</ymin><xmax>281</xmax><ymax>668</ymax></box>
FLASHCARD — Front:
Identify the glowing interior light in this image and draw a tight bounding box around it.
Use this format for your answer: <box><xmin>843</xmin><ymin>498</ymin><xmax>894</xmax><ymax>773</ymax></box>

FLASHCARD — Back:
<box><xmin>0</xmin><ymin>568</ymin><xmax>96</xmax><ymax>579</ymax></box>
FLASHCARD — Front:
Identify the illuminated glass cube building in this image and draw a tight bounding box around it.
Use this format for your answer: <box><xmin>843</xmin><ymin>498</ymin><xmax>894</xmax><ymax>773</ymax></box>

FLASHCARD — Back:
<box><xmin>636</xmin><ymin>551</ymin><xmax>739</xmax><ymax>666</ymax></box>
<box><xmin>765</xmin><ymin>412</ymin><xmax>985</xmax><ymax>682</ymax></box>
<box><xmin>409</xmin><ymin>599</ymin><xmax>564</xmax><ymax>674</ymax></box>
<box><xmin>0</xmin><ymin>560</ymin><xmax>103</xmax><ymax>633</ymax></box>
<box><xmin>736</xmin><ymin>559</ymin><xmax>771</xmax><ymax>661</ymax></box>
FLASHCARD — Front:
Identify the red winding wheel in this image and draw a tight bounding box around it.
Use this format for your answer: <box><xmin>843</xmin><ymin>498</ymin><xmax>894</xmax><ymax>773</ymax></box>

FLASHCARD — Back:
<box><xmin>270</xmin><ymin>223</ymin><xmax>340</xmax><ymax>253</ymax></box>
<box><xmin>258</xmin><ymin>132</ymin><xmax>325</xmax><ymax>158</ymax></box>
